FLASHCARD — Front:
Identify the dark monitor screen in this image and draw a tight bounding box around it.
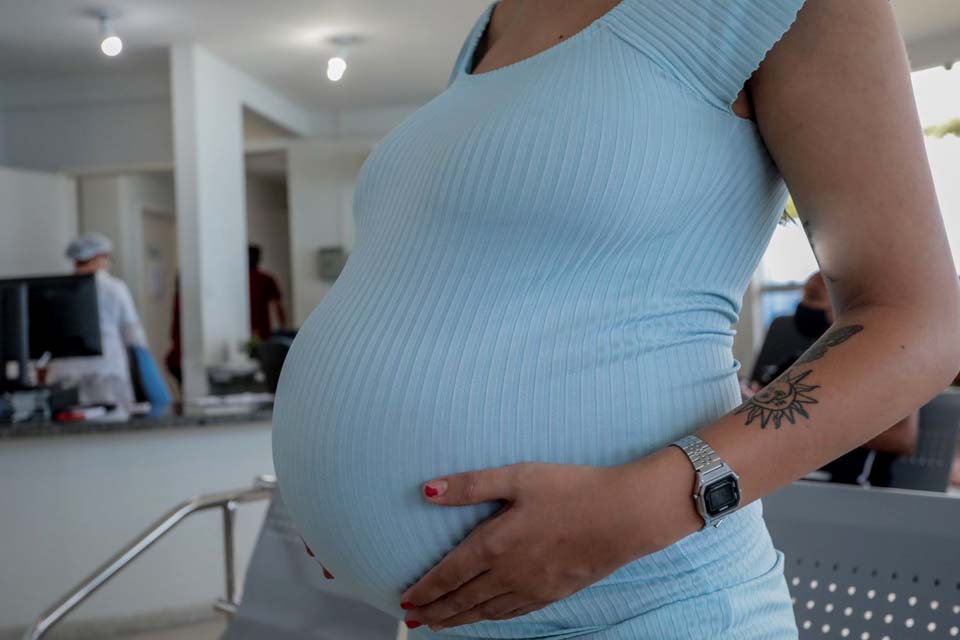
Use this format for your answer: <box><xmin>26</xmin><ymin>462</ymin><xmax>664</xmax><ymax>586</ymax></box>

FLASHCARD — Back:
<box><xmin>0</xmin><ymin>273</ymin><xmax>102</xmax><ymax>361</ymax></box>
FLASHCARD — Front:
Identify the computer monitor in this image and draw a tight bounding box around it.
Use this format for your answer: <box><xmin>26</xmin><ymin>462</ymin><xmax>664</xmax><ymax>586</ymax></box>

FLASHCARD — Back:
<box><xmin>0</xmin><ymin>274</ymin><xmax>102</xmax><ymax>389</ymax></box>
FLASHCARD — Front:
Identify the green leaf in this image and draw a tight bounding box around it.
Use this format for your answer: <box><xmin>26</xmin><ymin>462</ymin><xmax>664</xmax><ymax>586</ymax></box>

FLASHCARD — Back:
<box><xmin>924</xmin><ymin>118</ymin><xmax>960</xmax><ymax>138</ymax></box>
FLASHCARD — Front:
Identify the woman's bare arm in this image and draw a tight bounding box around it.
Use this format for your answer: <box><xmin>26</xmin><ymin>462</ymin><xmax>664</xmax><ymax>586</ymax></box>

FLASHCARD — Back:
<box><xmin>864</xmin><ymin>412</ymin><xmax>918</xmax><ymax>456</ymax></box>
<box><xmin>622</xmin><ymin>0</ymin><xmax>960</xmax><ymax>547</ymax></box>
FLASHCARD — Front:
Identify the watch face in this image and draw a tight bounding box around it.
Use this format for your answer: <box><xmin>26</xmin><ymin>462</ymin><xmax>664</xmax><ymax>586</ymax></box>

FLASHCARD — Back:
<box><xmin>704</xmin><ymin>476</ymin><xmax>740</xmax><ymax>516</ymax></box>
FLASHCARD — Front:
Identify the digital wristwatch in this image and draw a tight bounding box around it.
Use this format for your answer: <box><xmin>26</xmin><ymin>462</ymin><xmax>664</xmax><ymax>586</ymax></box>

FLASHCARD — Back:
<box><xmin>670</xmin><ymin>434</ymin><xmax>742</xmax><ymax>530</ymax></box>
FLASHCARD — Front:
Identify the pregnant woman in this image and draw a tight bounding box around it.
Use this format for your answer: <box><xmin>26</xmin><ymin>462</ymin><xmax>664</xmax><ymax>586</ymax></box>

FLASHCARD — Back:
<box><xmin>273</xmin><ymin>0</ymin><xmax>960</xmax><ymax>637</ymax></box>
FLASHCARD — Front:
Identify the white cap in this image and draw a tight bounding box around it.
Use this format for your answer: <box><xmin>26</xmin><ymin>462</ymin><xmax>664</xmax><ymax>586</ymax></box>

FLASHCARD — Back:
<box><xmin>66</xmin><ymin>232</ymin><xmax>113</xmax><ymax>262</ymax></box>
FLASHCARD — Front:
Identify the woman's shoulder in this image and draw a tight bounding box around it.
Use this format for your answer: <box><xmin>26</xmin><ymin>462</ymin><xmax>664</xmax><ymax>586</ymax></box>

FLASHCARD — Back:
<box><xmin>602</xmin><ymin>0</ymin><xmax>808</xmax><ymax>112</ymax></box>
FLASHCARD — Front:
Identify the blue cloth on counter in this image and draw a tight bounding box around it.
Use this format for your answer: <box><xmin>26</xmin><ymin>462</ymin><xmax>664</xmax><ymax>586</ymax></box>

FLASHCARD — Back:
<box><xmin>129</xmin><ymin>344</ymin><xmax>172</xmax><ymax>414</ymax></box>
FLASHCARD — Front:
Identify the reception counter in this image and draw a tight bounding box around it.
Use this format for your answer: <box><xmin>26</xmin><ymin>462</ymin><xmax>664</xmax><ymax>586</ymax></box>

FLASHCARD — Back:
<box><xmin>0</xmin><ymin>407</ymin><xmax>275</xmax><ymax>635</ymax></box>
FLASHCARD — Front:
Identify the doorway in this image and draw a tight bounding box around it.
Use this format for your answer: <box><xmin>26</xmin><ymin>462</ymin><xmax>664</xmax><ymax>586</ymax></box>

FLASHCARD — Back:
<box><xmin>140</xmin><ymin>208</ymin><xmax>179</xmax><ymax>398</ymax></box>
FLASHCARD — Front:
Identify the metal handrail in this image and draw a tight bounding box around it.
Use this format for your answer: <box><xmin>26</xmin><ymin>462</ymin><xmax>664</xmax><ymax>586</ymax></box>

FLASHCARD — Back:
<box><xmin>21</xmin><ymin>475</ymin><xmax>277</xmax><ymax>640</ymax></box>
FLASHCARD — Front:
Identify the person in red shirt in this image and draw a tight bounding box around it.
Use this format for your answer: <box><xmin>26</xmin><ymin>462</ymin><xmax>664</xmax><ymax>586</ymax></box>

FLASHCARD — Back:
<box><xmin>248</xmin><ymin>244</ymin><xmax>287</xmax><ymax>339</ymax></box>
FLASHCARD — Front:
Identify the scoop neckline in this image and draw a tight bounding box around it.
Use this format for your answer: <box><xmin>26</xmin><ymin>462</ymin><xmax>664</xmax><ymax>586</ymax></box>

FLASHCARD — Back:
<box><xmin>455</xmin><ymin>0</ymin><xmax>625</xmax><ymax>83</ymax></box>
<box><xmin>451</xmin><ymin>1</ymin><xmax>761</xmax><ymax>131</ymax></box>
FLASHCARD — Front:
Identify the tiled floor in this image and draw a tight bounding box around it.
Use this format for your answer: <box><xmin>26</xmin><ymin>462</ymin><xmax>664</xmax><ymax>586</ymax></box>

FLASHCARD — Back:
<box><xmin>121</xmin><ymin>620</ymin><xmax>225</xmax><ymax>640</ymax></box>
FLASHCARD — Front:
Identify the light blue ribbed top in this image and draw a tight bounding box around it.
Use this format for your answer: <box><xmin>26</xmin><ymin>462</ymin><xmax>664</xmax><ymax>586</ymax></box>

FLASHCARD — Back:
<box><xmin>273</xmin><ymin>1</ymin><xmax>805</xmax><ymax>637</ymax></box>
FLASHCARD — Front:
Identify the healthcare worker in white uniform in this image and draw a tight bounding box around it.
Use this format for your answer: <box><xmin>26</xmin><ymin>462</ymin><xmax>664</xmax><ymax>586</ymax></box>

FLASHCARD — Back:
<box><xmin>46</xmin><ymin>232</ymin><xmax>149</xmax><ymax>418</ymax></box>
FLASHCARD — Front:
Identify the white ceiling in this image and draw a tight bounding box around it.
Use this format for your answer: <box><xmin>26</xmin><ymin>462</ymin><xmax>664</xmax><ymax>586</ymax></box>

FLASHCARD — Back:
<box><xmin>0</xmin><ymin>0</ymin><xmax>958</xmax><ymax>112</ymax></box>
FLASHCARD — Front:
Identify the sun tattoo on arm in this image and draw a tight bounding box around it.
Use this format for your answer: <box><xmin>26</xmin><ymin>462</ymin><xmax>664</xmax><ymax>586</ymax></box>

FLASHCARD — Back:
<box><xmin>736</xmin><ymin>324</ymin><xmax>864</xmax><ymax>429</ymax></box>
<box><xmin>736</xmin><ymin>369</ymin><xmax>819</xmax><ymax>428</ymax></box>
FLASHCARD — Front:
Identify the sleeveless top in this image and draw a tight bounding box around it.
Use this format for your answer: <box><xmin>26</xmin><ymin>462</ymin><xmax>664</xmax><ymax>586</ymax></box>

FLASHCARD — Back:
<box><xmin>272</xmin><ymin>1</ymin><xmax>806</xmax><ymax>635</ymax></box>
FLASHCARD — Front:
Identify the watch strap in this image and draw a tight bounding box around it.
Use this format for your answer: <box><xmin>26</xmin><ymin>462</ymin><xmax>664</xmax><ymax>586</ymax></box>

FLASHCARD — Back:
<box><xmin>671</xmin><ymin>434</ymin><xmax>724</xmax><ymax>475</ymax></box>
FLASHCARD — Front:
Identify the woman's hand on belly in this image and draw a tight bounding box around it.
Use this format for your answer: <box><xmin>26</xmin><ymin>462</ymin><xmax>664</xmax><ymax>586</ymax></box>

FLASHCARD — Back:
<box><xmin>398</xmin><ymin>451</ymin><xmax>703</xmax><ymax>631</ymax></box>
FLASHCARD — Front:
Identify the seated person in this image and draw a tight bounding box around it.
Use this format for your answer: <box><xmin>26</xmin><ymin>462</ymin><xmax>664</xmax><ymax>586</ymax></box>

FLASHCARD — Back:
<box><xmin>743</xmin><ymin>272</ymin><xmax>918</xmax><ymax>487</ymax></box>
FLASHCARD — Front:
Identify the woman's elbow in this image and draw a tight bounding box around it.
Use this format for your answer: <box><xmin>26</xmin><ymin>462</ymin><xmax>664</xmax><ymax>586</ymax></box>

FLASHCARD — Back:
<box><xmin>938</xmin><ymin>314</ymin><xmax>960</xmax><ymax>387</ymax></box>
<box><xmin>923</xmin><ymin>283</ymin><xmax>960</xmax><ymax>388</ymax></box>
<box><xmin>894</xmin><ymin>412</ymin><xmax>920</xmax><ymax>457</ymax></box>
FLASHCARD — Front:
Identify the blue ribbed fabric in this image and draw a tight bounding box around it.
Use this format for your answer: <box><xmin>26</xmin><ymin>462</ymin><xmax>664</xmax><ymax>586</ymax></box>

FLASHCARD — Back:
<box><xmin>273</xmin><ymin>1</ymin><xmax>805</xmax><ymax>637</ymax></box>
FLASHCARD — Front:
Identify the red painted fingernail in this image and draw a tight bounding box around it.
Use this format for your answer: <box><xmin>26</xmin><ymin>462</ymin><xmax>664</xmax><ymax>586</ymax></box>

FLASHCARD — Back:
<box><xmin>322</xmin><ymin>566</ymin><xmax>335</xmax><ymax>579</ymax></box>
<box><xmin>423</xmin><ymin>479</ymin><xmax>447</xmax><ymax>497</ymax></box>
<box><xmin>302</xmin><ymin>540</ymin><xmax>315</xmax><ymax>558</ymax></box>
<box><xmin>400</xmin><ymin>601</ymin><xmax>415</xmax><ymax>610</ymax></box>
<box><xmin>404</xmin><ymin>620</ymin><xmax>422</xmax><ymax>629</ymax></box>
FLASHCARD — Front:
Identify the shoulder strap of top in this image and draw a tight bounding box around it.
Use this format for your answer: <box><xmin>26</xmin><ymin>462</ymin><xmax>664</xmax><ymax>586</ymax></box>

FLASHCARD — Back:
<box><xmin>602</xmin><ymin>0</ymin><xmax>807</xmax><ymax>113</ymax></box>
<box><xmin>447</xmin><ymin>1</ymin><xmax>498</xmax><ymax>87</ymax></box>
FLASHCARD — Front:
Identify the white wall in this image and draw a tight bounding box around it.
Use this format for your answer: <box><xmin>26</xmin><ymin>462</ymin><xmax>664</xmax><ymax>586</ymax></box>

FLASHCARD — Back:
<box><xmin>0</xmin><ymin>70</ymin><xmax>174</xmax><ymax>173</ymax></box>
<box><xmin>287</xmin><ymin>140</ymin><xmax>348</xmax><ymax>325</ymax></box>
<box><xmin>77</xmin><ymin>176</ymin><xmax>127</xmax><ymax>281</ymax></box>
<box><xmin>246</xmin><ymin>175</ymin><xmax>292</xmax><ymax>321</ymax></box>
<box><xmin>0</xmin><ymin>167</ymin><xmax>77</xmax><ymax>278</ymax></box>
<box><xmin>908</xmin><ymin>30</ymin><xmax>960</xmax><ymax>70</ymax></box>
<box><xmin>335</xmin><ymin>105</ymin><xmax>421</xmax><ymax>138</ymax></box>
<box><xmin>4</xmin><ymin>101</ymin><xmax>172</xmax><ymax>174</ymax></box>
<box><xmin>286</xmin><ymin>142</ymin><xmax>365</xmax><ymax>322</ymax></box>
<box><xmin>0</xmin><ymin>423</ymin><xmax>272</xmax><ymax>630</ymax></box>
<box><xmin>78</xmin><ymin>173</ymin><xmax>176</xmax><ymax>307</ymax></box>
<box><xmin>115</xmin><ymin>173</ymin><xmax>178</xmax><ymax>310</ymax></box>
<box><xmin>285</xmin><ymin>125</ymin><xmax>404</xmax><ymax>325</ymax></box>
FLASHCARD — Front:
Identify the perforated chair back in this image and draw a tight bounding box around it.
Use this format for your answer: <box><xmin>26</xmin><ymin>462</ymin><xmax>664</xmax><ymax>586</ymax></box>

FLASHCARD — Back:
<box><xmin>221</xmin><ymin>493</ymin><xmax>399</xmax><ymax>640</ymax></box>
<box><xmin>764</xmin><ymin>481</ymin><xmax>960</xmax><ymax>639</ymax></box>
<box><xmin>889</xmin><ymin>391</ymin><xmax>960</xmax><ymax>492</ymax></box>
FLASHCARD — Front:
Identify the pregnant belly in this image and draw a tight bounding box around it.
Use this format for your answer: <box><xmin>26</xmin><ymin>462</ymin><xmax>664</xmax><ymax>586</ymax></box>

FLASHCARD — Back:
<box><xmin>271</xmin><ymin>295</ymin><xmax>770</xmax><ymax>633</ymax></box>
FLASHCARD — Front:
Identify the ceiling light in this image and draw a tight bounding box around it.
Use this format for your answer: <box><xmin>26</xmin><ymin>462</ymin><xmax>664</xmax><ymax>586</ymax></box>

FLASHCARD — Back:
<box><xmin>327</xmin><ymin>57</ymin><xmax>346</xmax><ymax>82</ymax></box>
<box><xmin>326</xmin><ymin>34</ymin><xmax>362</xmax><ymax>82</ymax></box>
<box><xmin>99</xmin><ymin>14</ymin><xmax>123</xmax><ymax>57</ymax></box>
<box><xmin>101</xmin><ymin>34</ymin><xmax>122</xmax><ymax>57</ymax></box>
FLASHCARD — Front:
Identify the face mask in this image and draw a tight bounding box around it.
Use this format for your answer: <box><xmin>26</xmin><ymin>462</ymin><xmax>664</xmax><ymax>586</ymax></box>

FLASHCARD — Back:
<box><xmin>794</xmin><ymin>303</ymin><xmax>830</xmax><ymax>339</ymax></box>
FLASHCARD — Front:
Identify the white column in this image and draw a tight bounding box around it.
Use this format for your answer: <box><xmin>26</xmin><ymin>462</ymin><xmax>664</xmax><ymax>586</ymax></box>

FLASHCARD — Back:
<box><xmin>171</xmin><ymin>45</ymin><xmax>250</xmax><ymax>400</ymax></box>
